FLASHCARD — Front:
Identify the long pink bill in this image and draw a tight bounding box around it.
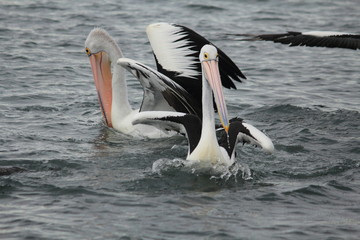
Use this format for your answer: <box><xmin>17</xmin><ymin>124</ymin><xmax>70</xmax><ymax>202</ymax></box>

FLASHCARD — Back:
<box><xmin>202</xmin><ymin>59</ymin><xmax>230</xmax><ymax>132</ymax></box>
<box><xmin>88</xmin><ymin>51</ymin><xmax>113</xmax><ymax>127</ymax></box>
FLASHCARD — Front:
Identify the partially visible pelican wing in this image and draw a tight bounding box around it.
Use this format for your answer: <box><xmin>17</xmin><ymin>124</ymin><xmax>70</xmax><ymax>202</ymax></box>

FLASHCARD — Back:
<box><xmin>146</xmin><ymin>22</ymin><xmax>246</xmax><ymax>102</ymax></box>
<box><xmin>239</xmin><ymin>31</ymin><xmax>360</xmax><ymax>50</ymax></box>
<box><xmin>118</xmin><ymin>58</ymin><xmax>202</xmax><ymax>117</ymax></box>
<box><xmin>133</xmin><ymin>111</ymin><xmax>202</xmax><ymax>154</ymax></box>
<box><xmin>239</xmin><ymin>122</ymin><xmax>274</xmax><ymax>154</ymax></box>
<box><xmin>219</xmin><ymin>117</ymin><xmax>274</xmax><ymax>156</ymax></box>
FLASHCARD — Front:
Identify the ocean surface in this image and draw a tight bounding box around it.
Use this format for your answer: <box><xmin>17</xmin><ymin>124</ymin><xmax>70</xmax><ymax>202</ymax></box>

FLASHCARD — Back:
<box><xmin>1</xmin><ymin>0</ymin><xmax>359</xmax><ymax>239</ymax></box>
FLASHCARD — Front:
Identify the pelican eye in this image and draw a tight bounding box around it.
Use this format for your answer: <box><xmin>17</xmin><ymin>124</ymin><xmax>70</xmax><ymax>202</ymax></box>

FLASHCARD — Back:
<box><xmin>85</xmin><ymin>47</ymin><xmax>91</xmax><ymax>56</ymax></box>
<box><xmin>204</xmin><ymin>52</ymin><xmax>209</xmax><ymax>59</ymax></box>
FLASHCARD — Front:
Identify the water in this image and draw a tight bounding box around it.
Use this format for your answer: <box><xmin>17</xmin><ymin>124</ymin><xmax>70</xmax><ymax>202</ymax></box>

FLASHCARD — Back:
<box><xmin>1</xmin><ymin>0</ymin><xmax>359</xmax><ymax>239</ymax></box>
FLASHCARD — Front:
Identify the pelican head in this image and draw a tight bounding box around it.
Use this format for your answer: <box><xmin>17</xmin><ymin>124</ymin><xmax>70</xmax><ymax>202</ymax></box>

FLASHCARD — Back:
<box><xmin>85</xmin><ymin>28</ymin><xmax>122</xmax><ymax>61</ymax></box>
<box><xmin>84</xmin><ymin>28</ymin><xmax>123</xmax><ymax>127</ymax></box>
<box><xmin>200</xmin><ymin>45</ymin><xmax>229</xmax><ymax>132</ymax></box>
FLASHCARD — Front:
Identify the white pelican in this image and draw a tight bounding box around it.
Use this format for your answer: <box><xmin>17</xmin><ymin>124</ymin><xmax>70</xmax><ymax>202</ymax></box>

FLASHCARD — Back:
<box><xmin>85</xmin><ymin>28</ymin><xmax>200</xmax><ymax>138</ymax></box>
<box><xmin>239</xmin><ymin>31</ymin><xmax>360</xmax><ymax>50</ymax></box>
<box><xmin>84</xmin><ymin>23</ymin><xmax>246</xmax><ymax>138</ymax></box>
<box><xmin>133</xmin><ymin>45</ymin><xmax>274</xmax><ymax>169</ymax></box>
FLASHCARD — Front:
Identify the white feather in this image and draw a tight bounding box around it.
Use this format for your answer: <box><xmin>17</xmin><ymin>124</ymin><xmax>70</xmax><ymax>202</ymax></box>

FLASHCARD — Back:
<box><xmin>132</xmin><ymin>111</ymin><xmax>187</xmax><ymax>134</ymax></box>
<box><xmin>133</xmin><ymin>111</ymin><xmax>188</xmax><ymax>124</ymax></box>
<box><xmin>146</xmin><ymin>23</ymin><xmax>198</xmax><ymax>79</ymax></box>
<box><xmin>117</xmin><ymin>58</ymin><xmax>167</xmax><ymax>91</ymax></box>
<box><xmin>303</xmin><ymin>31</ymin><xmax>354</xmax><ymax>37</ymax></box>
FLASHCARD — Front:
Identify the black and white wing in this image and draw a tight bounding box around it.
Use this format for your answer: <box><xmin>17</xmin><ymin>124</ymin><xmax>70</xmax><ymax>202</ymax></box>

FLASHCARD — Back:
<box><xmin>218</xmin><ymin>118</ymin><xmax>274</xmax><ymax>157</ymax></box>
<box><xmin>117</xmin><ymin>58</ymin><xmax>202</xmax><ymax>117</ymax></box>
<box><xmin>239</xmin><ymin>31</ymin><xmax>360</xmax><ymax>50</ymax></box>
<box><xmin>146</xmin><ymin>22</ymin><xmax>246</xmax><ymax>103</ymax></box>
<box><xmin>132</xmin><ymin>111</ymin><xmax>202</xmax><ymax>155</ymax></box>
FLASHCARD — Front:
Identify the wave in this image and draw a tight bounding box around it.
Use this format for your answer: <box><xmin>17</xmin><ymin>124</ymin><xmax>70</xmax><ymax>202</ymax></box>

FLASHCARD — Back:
<box><xmin>185</xmin><ymin>4</ymin><xmax>225</xmax><ymax>11</ymax></box>
<box><xmin>0</xmin><ymin>167</ymin><xmax>25</xmax><ymax>176</ymax></box>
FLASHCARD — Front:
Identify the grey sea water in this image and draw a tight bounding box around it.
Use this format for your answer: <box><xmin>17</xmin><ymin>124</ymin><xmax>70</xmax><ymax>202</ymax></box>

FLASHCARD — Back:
<box><xmin>1</xmin><ymin>0</ymin><xmax>359</xmax><ymax>239</ymax></box>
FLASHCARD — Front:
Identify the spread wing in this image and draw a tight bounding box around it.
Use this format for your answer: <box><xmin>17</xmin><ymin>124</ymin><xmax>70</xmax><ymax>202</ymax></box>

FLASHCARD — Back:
<box><xmin>239</xmin><ymin>31</ymin><xmax>360</xmax><ymax>50</ymax></box>
<box><xmin>218</xmin><ymin>117</ymin><xmax>274</xmax><ymax>157</ymax></box>
<box><xmin>146</xmin><ymin>22</ymin><xmax>246</xmax><ymax>104</ymax></box>
<box><xmin>117</xmin><ymin>58</ymin><xmax>202</xmax><ymax>117</ymax></box>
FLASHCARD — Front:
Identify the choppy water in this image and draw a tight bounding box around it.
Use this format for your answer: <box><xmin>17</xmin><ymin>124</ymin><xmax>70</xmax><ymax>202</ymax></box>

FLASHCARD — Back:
<box><xmin>1</xmin><ymin>0</ymin><xmax>360</xmax><ymax>239</ymax></box>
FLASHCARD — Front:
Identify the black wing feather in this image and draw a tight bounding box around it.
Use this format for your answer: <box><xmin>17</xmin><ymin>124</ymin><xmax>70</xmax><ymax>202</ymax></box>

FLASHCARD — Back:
<box><xmin>251</xmin><ymin>32</ymin><xmax>360</xmax><ymax>50</ymax></box>
<box><xmin>151</xmin><ymin>23</ymin><xmax>246</xmax><ymax>103</ymax></box>
<box><xmin>160</xmin><ymin>114</ymin><xmax>202</xmax><ymax>154</ymax></box>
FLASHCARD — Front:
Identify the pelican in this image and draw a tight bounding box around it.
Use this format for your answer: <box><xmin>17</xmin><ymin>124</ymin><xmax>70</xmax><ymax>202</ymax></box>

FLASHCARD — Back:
<box><xmin>238</xmin><ymin>31</ymin><xmax>360</xmax><ymax>50</ymax></box>
<box><xmin>85</xmin><ymin>28</ymin><xmax>200</xmax><ymax>138</ymax></box>
<box><xmin>84</xmin><ymin>23</ymin><xmax>246</xmax><ymax>138</ymax></box>
<box><xmin>133</xmin><ymin>45</ymin><xmax>273</xmax><ymax>170</ymax></box>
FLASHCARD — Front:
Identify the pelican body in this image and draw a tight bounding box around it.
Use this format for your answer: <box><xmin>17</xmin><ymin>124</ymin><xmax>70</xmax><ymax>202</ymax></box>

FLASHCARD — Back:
<box><xmin>133</xmin><ymin>45</ymin><xmax>274</xmax><ymax>169</ymax></box>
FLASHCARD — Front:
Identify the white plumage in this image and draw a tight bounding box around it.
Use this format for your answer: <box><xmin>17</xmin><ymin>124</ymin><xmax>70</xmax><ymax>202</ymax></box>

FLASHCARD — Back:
<box><xmin>147</xmin><ymin>23</ymin><xmax>199</xmax><ymax>79</ymax></box>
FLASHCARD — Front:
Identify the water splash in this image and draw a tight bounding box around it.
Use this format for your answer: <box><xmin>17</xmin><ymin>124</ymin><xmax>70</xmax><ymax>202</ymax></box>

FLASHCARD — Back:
<box><xmin>151</xmin><ymin>158</ymin><xmax>253</xmax><ymax>181</ymax></box>
<box><xmin>151</xmin><ymin>158</ymin><xmax>186</xmax><ymax>175</ymax></box>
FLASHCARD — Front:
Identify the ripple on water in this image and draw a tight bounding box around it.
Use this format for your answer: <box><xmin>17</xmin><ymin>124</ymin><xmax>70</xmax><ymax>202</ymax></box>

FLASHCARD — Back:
<box><xmin>326</xmin><ymin>180</ymin><xmax>355</xmax><ymax>192</ymax></box>
<box><xmin>273</xmin><ymin>159</ymin><xmax>359</xmax><ymax>180</ymax></box>
<box><xmin>185</xmin><ymin>4</ymin><xmax>226</xmax><ymax>11</ymax></box>
<box><xmin>0</xmin><ymin>167</ymin><xmax>25</xmax><ymax>176</ymax></box>
<box><xmin>283</xmin><ymin>184</ymin><xmax>328</xmax><ymax>198</ymax></box>
<box><xmin>118</xmin><ymin>159</ymin><xmax>256</xmax><ymax>194</ymax></box>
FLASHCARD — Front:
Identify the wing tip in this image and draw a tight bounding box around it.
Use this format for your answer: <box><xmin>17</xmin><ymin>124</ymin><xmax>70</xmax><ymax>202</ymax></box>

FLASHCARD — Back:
<box><xmin>147</xmin><ymin>22</ymin><xmax>171</xmax><ymax>33</ymax></box>
<box><xmin>117</xmin><ymin>57</ymin><xmax>131</xmax><ymax>66</ymax></box>
<box><xmin>261</xmin><ymin>139</ymin><xmax>275</xmax><ymax>154</ymax></box>
<box><xmin>242</xmin><ymin>122</ymin><xmax>275</xmax><ymax>154</ymax></box>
